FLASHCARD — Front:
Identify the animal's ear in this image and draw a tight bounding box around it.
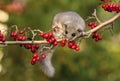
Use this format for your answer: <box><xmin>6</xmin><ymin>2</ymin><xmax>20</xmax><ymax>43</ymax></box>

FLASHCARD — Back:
<box><xmin>53</xmin><ymin>26</ymin><xmax>60</xmax><ymax>32</ymax></box>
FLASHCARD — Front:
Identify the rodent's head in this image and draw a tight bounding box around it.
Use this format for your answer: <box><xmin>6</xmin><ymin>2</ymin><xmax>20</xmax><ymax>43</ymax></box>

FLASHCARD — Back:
<box><xmin>63</xmin><ymin>24</ymin><xmax>84</xmax><ymax>41</ymax></box>
<box><xmin>52</xmin><ymin>11</ymin><xmax>86</xmax><ymax>40</ymax></box>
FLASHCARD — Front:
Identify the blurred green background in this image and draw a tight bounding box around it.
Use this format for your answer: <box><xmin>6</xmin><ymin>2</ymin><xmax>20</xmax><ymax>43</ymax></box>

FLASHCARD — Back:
<box><xmin>0</xmin><ymin>0</ymin><xmax>120</xmax><ymax>81</ymax></box>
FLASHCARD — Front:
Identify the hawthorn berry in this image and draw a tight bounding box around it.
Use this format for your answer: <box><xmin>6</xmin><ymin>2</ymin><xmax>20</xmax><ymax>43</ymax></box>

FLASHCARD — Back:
<box><xmin>75</xmin><ymin>46</ymin><xmax>80</xmax><ymax>51</ymax></box>
<box><xmin>33</xmin><ymin>53</ymin><xmax>38</xmax><ymax>58</ymax></box>
<box><xmin>71</xmin><ymin>45</ymin><xmax>76</xmax><ymax>49</ymax></box>
<box><xmin>53</xmin><ymin>41</ymin><xmax>58</xmax><ymax>46</ymax></box>
<box><xmin>0</xmin><ymin>33</ymin><xmax>3</xmax><ymax>38</ymax></box>
<box><xmin>41</xmin><ymin>54</ymin><xmax>46</xmax><ymax>59</ymax></box>
<box><xmin>48</xmin><ymin>32</ymin><xmax>53</xmax><ymax>37</ymax></box>
<box><xmin>51</xmin><ymin>37</ymin><xmax>56</xmax><ymax>42</ymax></box>
<box><xmin>32</xmin><ymin>58</ymin><xmax>36</xmax><ymax>62</ymax></box>
<box><xmin>21</xmin><ymin>36</ymin><xmax>26</xmax><ymax>41</ymax></box>
<box><xmin>98</xmin><ymin>36</ymin><xmax>102</xmax><ymax>40</ymax></box>
<box><xmin>34</xmin><ymin>44</ymin><xmax>39</xmax><ymax>49</ymax></box>
<box><xmin>36</xmin><ymin>56</ymin><xmax>40</xmax><ymax>61</ymax></box>
<box><xmin>19</xmin><ymin>30</ymin><xmax>24</xmax><ymax>34</ymax></box>
<box><xmin>31</xmin><ymin>61</ymin><xmax>36</xmax><ymax>65</ymax></box>
<box><xmin>44</xmin><ymin>33</ymin><xmax>49</xmax><ymax>38</ymax></box>
<box><xmin>68</xmin><ymin>41</ymin><xmax>75</xmax><ymax>48</ymax></box>
<box><xmin>61</xmin><ymin>39</ymin><xmax>66</xmax><ymax>47</ymax></box>
<box><xmin>31</xmin><ymin>48</ymin><xmax>36</xmax><ymax>53</ymax></box>
<box><xmin>39</xmin><ymin>32</ymin><xmax>45</xmax><ymax>37</ymax></box>
<box><xmin>1</xmin><ymin>37</ymin><xmax>6</xmax><ymax>42</ymax></box>
<box><xmin>24</xmin><ymin>44</ymin><xmax>31</xmax><ymax>49</ymax></box>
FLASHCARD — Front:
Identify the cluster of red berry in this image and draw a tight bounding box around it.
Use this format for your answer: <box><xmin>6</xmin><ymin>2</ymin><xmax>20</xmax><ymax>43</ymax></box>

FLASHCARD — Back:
<box><xmin>88</xmin><ymin>22</ymin><xmax>102</xmax><ymax>42</ymax></box>
<box><xmin>10</xmin><ymin>30</ymin><xmax>26</xmax><ymax>41</ymax></box>
<box><xmin>31</xmin><ymin>53</ymin><xmax>46</xmax><ymax>65</ymax></box>
<box><xmin>68</xmin><ymin>41</ymin><xmax>80</xmax><ymax>51</ymax></box>
<box><xmin>39</xmin><ymin>32</ymin><xmax>58</xmax><ymax>46</ymax></box>
<box><xmin>9</xmin><ymin>29</ymin><xmax>81</xmax><ymax>65</ymax></box>
<box><xmin>88</xmin><ymin>22</ymin><xmax>98</xmax><ymax>29</ymax></box>
<box><xmin>0</xmin><ymin>32</ymin><xmax>6</xmax><ymax>42</ymax></box>
<box><xmin>61</xmin><ymin>39</ymin><xmax>80</xmax><ymax>51</ymax></box>
<box><xmin>24</xmin><ymin>44</ymin><xmax>39</xmax><ymax>53</ymax></box>
<box><xmin>10</xmin><ymin>29</ymin><xmax>43</xmax><ymax>65</ymax></box>
<box><xmin>92</xmin><ymin>32</ymin><xmax>102</xmax><ymax>42</ymax></box>
<box><xmin>102</xmin><ymin>3</ymin><xmax>120</xmax><ymax>13</ymax></box>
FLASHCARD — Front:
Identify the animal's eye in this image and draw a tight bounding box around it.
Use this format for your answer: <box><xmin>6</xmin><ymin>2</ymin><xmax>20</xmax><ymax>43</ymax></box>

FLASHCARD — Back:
<box><xmin>65</xmin><ymin>31</ymin><xmax>68</xmax><ymax>34</ymax></box>
<box><xmin>71</xmin><ymin>33</ymin><xmax>76</xmax><ymax>37</ymax></box>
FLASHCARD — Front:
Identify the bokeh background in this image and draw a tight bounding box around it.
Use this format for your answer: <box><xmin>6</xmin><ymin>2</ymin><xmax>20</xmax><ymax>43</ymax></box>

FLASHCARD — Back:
<box><xmin>0</xmin><ymin>0</ymin><xmax>120</xmax><ymax>81</ymax></box>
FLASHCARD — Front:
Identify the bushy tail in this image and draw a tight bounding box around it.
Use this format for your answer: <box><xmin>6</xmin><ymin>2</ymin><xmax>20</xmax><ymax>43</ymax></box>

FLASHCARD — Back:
<box><xmin>40</xmin><ymin>47</ymin><xmax>55</xmax><ymax>77</ymax></box>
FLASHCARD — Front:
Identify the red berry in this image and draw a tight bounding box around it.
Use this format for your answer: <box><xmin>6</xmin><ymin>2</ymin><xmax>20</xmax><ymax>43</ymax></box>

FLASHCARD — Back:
<box><xmin>33</xmin><ymin>54</ymin><xmax>38</xmax><ymax>58</ymax></box>
<box><xmin>68</xmin><ymin>41</ymin><xmax>75</xmax><ymax>48</ymax></box>
<box><xmin>48</xmin><ymin>32</ymin><xmax>53</xmax><ymax>37</ymax></box>
<box><xmin>93</xmin><ymin>33</ymin><xmax>99</xmax><ymax>38</ymax></box>
<box><xmin>2</xmin><ymin>37</ymin><xmax>6</xmax><ymax>42</ymax></box>
<box><xmin>41</xmin><ymin>54</ymin><xmax>46</xmax><ymax>59</ymax></box>
<box><xmin>0</xmin><ymin>33</ymin><xmax>3</xmax><ymax>38</ymax></box>
<box><xmin>71</xmin><ymin>45</ymin><xmax>76</xmax><ymax>49</ymax></box>
<box><xmin>17</xmin><ymin>36</ymin><xmax>22</xmax><ymax>40</ymax></box>
<box><xmin>19</xmin><ymin>30</ymin><xmax>24</xmax><ymax>34</ymax></box>
<box><xmin>44</xmin><ymin>33</ymin><xmax>49</xmax><ymax>38</ymax></box>
<box><xmin>31</xmin><ymin>48</ymin><xmax>36</xmax><ymax>53</ymax></box>
<box><xmin>61</xmin><ymin>39</ymin><xmax>66</xmax><ymax>44</ymax></box>
<box><xmin>75</xmin><ymin>46</ymin><xmax>80</xmax><ymax>51</ymax></box>
<box><xmin>0</xmin><ymin>38</ymin><xmax>2</xmax><ymax>41</ymax></box>
<box><xmin>95</xmin><ymin>38</ymin><xmax>99</xmax><ymax>42</ymax></box>
<box><xmin>36</xmin><ymin>56</ymin><xmax>40</xmax><ymax>61</ymax></box>
<box><xmin>39</xmin><ymin>32</ymin><xmax>45</xmax><ymax>37</ymax></box>
<box><xmin>51</xmin><ymin>37</ymin><xmax>56</xmax><ymax>42</ymax></box>
<box><xmin>93</xmin><ymin>23</ymin><xmax>97</xmax><ymax>27</ymax></box>
<box><xmin>98</xmin><ymin>36</ymin><xmax>102</xmax><ymax>40</ymax></box>
<box><xmin>24</xmin><ymin>44</ymin><xmax>31</xmax><ymax>49</ymax></box>
<box><xmin>31</xmin><ymin>61</ymin><xmax>36</xmax><ymax>65</ymax></box>
<box><xmin>61</xmin><ymin>39</ymin><xmax>66</xmax><ymax>47</ymax></box>
<box><xmin>21</xmin><ymin>36</ymin><xmax>26</xmax><ymax>41</ymax></box>
<box><xmin>35</xmin><ymin>44</ymin><xmax>39</xmax><ymax>49</ymax></box>
<box><xmin>32</xmin><ymin>58</ymin><xmax>36</xmax><ymax>62</ymax></box>
<box><xmin>54</xmin><ymin>41</ymin><xmax>58</xmax><ymax>46</ymax></box>
<box><xmin>48</xmin><ymin>39</ymin><xmax>53</xmax><ymax>43</ymax></box>
<box><xmin>88</xmin><ymin>22</ymin><xmax>93</xmax><ymax>26</ymax></box>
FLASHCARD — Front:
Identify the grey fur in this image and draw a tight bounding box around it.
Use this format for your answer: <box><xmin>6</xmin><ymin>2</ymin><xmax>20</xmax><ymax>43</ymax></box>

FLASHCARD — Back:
<box><xmin>40</xmin><ymin>11</ymin><xmax>85</xmax><ymax>77</ymax></box>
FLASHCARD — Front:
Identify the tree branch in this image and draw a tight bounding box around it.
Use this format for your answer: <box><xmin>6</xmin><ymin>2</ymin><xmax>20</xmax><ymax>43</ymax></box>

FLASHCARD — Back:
<box><xmin>85</xmin><ymin>13</ymin><xmax>120</xmax><ymax>35</ymax></box>
<box><xmin>0</xmin><ymin>13</ymin><xmax>120</xmax><ymax>45</ymax></box>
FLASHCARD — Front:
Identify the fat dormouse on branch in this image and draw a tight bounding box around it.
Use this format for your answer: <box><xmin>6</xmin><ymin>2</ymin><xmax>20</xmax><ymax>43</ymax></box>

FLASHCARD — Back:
<box><xmin>40</xmin><ymin>11</ymin><xmax>86</xmax><ymax>77</ymax></box>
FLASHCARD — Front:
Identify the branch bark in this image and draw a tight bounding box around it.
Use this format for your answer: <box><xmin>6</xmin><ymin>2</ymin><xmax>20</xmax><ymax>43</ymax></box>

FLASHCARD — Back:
<box><xmin>85</xmin><ymin>13</ymin><xmax>120</xmax><ymax>35</ymax></box>
<box><xmin>0</xmin><ymin>13</ymin><xmax>120</xmax><ymax>45</ymax></box>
